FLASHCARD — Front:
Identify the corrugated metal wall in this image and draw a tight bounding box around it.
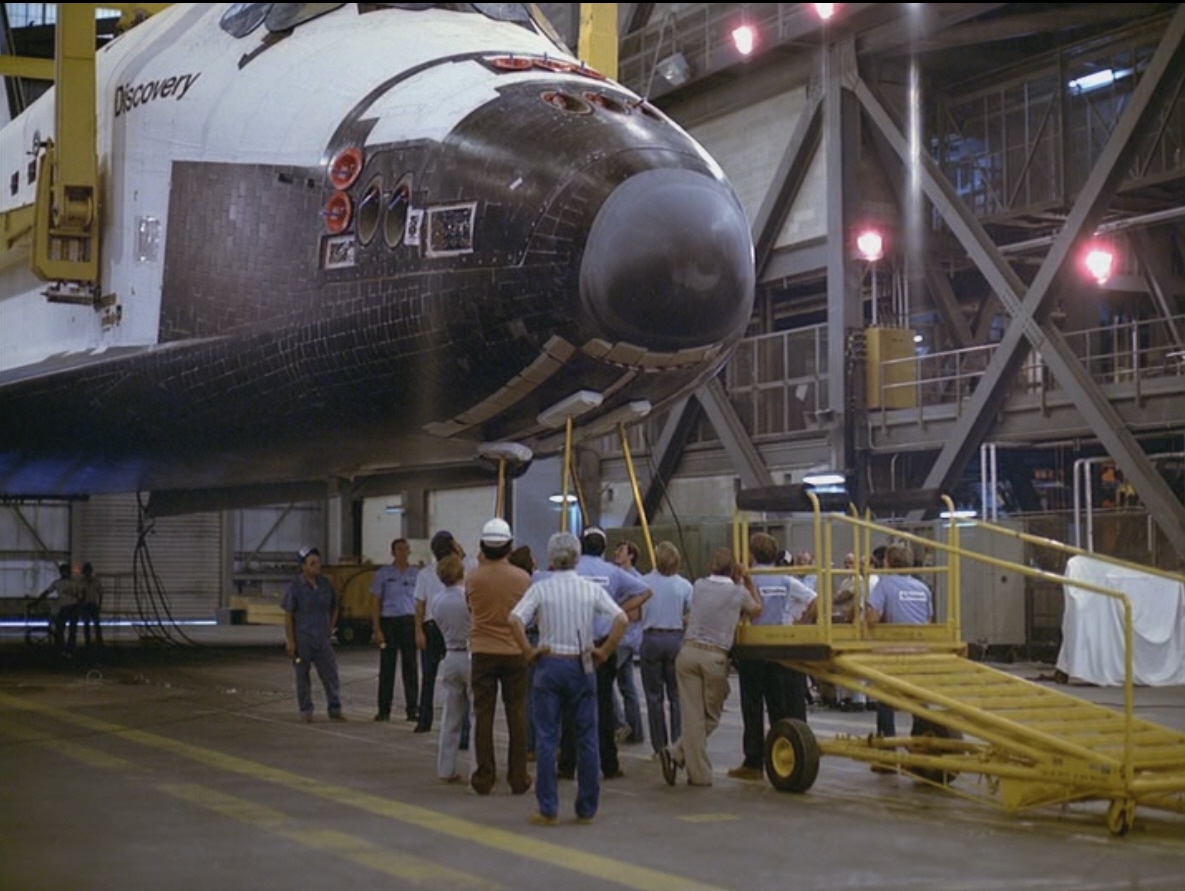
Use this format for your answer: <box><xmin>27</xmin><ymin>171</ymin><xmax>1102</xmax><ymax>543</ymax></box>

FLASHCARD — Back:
<box><xmin>76</xmin><ymin>494</ymin><xmax>224</xmax><ymax>621</ymax></box>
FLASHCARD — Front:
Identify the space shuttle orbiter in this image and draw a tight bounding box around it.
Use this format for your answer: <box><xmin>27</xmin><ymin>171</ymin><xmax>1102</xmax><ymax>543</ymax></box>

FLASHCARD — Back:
<box><xmin>0</xmin><ymin>3</ymin><xmax>754</xmax><ymax>503</ymax></box>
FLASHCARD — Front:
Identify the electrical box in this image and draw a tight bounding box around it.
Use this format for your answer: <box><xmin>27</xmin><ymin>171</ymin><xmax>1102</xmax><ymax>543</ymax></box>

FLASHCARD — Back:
<box><xmin>866</xmin><ymin>327</ymin><xmax>917</xmax><ymax>409</ymax></box>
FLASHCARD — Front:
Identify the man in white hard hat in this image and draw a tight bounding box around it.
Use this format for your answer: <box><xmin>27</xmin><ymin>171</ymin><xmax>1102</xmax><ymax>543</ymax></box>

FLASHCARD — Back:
<box><xmin>466</xmin><ymin>517</ymin><xmax>533</xmax><ymax>796</ymax></box>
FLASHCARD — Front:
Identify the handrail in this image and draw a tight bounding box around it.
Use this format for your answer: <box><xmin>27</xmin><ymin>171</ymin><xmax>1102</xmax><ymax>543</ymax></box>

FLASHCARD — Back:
<box><xmin>962</xmin><ymin>517</ymin><xmax>1185</xmax><ymax>787</ymax></box>
<box><xmin>968</xmin><ymin>516</ymin><xmax>1185</xmax><ymax>586</ymax></box>
<box><xmin>733</xmin><ymin>490</ymin><xmax>1140</xmax><ymax>786</ymax></box>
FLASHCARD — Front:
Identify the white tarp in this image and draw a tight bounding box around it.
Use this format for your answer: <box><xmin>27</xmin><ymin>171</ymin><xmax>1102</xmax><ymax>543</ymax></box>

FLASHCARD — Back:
<box><xmin>1057</xmin><ymin>554</ymin><xmax>1185</xmax><ymax>686</ymax></box>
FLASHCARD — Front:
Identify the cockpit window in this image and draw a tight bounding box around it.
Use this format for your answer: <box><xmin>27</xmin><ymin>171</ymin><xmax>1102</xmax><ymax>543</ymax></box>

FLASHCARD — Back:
<box><xmin>220</xmin><ymin>3</ymin><xmax>273</xmax><ymax>38</ymax></box>
<box><xmin>470</xmin><ymin>4</ymin><xmax>533</xmax><ymax>27</ymax></box>
<box><xmin>221</xmin><ymin>3</ymin><xmax>547</xmax><ymax>39</ymax></box>
<box><xmin>266</xmin><ymin>4</ymin><xmax>346</xmax><ymax>32</ymax></box>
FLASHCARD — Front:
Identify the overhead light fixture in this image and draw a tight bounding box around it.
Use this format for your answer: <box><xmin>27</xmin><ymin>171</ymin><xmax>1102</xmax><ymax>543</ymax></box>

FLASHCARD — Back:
<box><xmin>731</xmin><ymin>23</ymin><xmax>756</xmax><ymax>57</ymax></box>
<box><xmin>855</xmin><ymin>228</ymin><xmax>884</xmax><ymax>262</ymax></box>
<box><xmin>1068</xmin><ymin>68</ymin><xmax>1132</xmax><ymax>94</ymax></box>
<box><xmin>1083</xmin><ymin>242</ymin><xmax>1115</xmax><ymax>285</ymax></box>
<box><xmin>803</xmin><ymin>471</ymin><xmax>846</xmax><ymax>487</ymax></box>
<box><xmin>656</xmin><ymin>51</ymin><xmax>690</xmax><ymax>86</ymax></box>
<box><xmin>548</xmin><ymin>493</ymin><xmax>578</xmax><ymax>505</ymax></box>
<box><xmin>384</xmin><ymin>504</ymin><xmax>405</xmax><ymax>514</ymax></box>
<box><xmin>940</xmin><ymin>509</ymin><xmax>978</xmax><ymax>520</ymax></box>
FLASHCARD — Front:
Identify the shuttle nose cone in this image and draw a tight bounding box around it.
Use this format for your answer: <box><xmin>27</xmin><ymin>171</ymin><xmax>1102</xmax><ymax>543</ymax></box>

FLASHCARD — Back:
<box><xmin>580</xmin><ymin>168</ymin><xmax>755</xmax><ymax>351</ymax></box>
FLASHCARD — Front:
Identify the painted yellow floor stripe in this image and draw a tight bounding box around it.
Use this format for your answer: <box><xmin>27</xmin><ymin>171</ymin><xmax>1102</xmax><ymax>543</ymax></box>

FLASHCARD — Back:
<box><xmin>3</xmin><ymin>722</ymin><xmax>137</xmax><ymax>770</ymax></box>
<box><xmin>0</xmin><ymin>693</ymin><xmax>731</xmax><ymax>891</ymax></box>
<box><xmin>160</xmin><ymin>783</ymin><xmax>505</xmax><ymax>890</ymax></box>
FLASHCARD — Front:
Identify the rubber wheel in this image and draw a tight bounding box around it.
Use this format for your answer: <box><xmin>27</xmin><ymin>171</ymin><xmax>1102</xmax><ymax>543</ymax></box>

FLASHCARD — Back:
<box><xmin>908</xmin><ymin>716</ymin><xmax>963</xmax><ymax>785</ymax></box>
<box><xmin>764</xmin><ymin>718</ymin><xmax>820</xmax><ymax>793</ymax></box>
<box><xmin>338</xmin><ymin>622</ymin><xmax>371</xmax><ymax>646</ymax></box>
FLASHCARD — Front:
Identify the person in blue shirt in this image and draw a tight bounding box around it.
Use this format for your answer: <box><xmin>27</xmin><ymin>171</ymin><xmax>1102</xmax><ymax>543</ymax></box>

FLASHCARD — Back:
<box><xmin>639</xmin><ymin>541</ymin><xmax>693</xmax><ymax>758</ymax></box>
<box><xmin>282</xmin><ymin>547</ymin><xmax>345</xmax><ymax>723</ymax></box>
<box><xmin>611</xmin><ymin>540</ymin><xmax>646</xmax><ymax>745</ymax></box>
<box><xmin>728</xmin><ymin>532</ymin><xmax>815</xmax><ymax>780</ymax></box>
<box><xmin>371</xmin><ymin>538</ymin><xmax>420</xmax><ymax>722</ymax></box>
<box><xmin>868</xmin><ymin>543</ymin><xmax>933</xmax><ymax>739</ymax></box>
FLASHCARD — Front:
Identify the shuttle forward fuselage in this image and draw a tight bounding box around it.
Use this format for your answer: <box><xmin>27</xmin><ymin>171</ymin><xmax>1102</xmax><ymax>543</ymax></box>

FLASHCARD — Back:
<box><xmin>0</xmin><ymin>3</ymin><xmax>755</xmax><ymax>497</ymax></box>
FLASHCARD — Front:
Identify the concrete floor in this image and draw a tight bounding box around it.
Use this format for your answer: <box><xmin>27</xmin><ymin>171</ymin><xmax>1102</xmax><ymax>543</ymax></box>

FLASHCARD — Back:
<box><xmin>1</xmin><ymin>627</ymin><xmax>1183</xmax><ymax>891</ymax></box>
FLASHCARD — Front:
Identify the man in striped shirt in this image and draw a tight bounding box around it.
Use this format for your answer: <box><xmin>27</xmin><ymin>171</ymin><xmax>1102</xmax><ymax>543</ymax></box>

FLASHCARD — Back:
<box><xmin>510</xmin><ymin>531</ymin><xmax>627</xmax><ymax>826</ymax></box>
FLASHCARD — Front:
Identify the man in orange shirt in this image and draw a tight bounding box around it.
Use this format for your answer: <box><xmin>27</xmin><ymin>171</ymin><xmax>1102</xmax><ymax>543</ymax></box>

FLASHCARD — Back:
<box><xmin>467</xmin><ymin>518</ymin><xmax>533</xmax><ymax>796</ymax></box>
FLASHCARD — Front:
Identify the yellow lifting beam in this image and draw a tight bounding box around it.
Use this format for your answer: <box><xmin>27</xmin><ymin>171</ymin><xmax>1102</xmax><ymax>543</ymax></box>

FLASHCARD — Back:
<box><xmin>3</xmin><ymin>4</ymin><xmax>170</xmax><ymax>290</ymax></box>
<box><xmin>578</xmin><ymin>3</ymin><xmax>619</xmax><ymax>80</ymax></box>
<box><xmin>31</xmin><ymin>3</ymin><xmax>99</xmax><ymax>287</ymax></box>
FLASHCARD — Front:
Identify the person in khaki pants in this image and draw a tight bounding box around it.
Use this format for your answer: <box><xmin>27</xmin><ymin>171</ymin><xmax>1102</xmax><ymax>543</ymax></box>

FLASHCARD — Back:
<box><xmin>660</xmin><ymin>548</ymin><xmax>762</xmax><ymax>787</ymax></box>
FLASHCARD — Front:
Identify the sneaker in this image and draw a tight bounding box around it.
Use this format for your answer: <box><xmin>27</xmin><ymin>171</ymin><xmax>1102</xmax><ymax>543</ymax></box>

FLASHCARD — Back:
<box><xmin>614</xmin><ymin>725</ymin><xmax>631</xmax><ymax>744</ymax></box>
<box><xmin>726</xmin><ymin>764</ymin><xmax>763</xmax><ymax>781</ymax></box>
<box><xmin>659</xmin><ymin>747</ymin><xmax>677</xmax><ymax>786</ymax></box>
<box><xmin>329</xmin><ymin>713</ymin><xmax>347</xmax><ymax>722</ymax></box>
<box><xmin>373</xmin><ymin>713</ymin><xmax>390</xmax><ymax>722</ymax></box>
<box><xmin>439</xmin><ymin>774</ymin><xmax>463</xmax><ymax>784</ymax></box>
<box><xmin>528</xmin><ymin>811</ymin><xmax>558</xmax><ymax>826</ymax></box>
<box><xmin>602</xmin><ymin>768</ymin><xmax>625</xmax><ymax>780</ymax></box>
<box><xmin>413</xmin><ymin>725</ymin><xmax>431</xmax><ymax>734</ymax></box>
<box><xmin>575</xmin><ymin>814</ymin><xmax>596</xmax><ymax>825</ymax></box>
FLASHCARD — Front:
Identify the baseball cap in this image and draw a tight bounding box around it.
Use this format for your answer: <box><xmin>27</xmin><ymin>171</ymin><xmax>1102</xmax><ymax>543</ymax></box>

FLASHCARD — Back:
<box><xmin>297</xmin><ymin>545</ymin><xmax>320</xmax><ymax>563</ymax></box>
<box><xmin>582</xmin><ymin>526</ymin><xmax>607</xmax><ymax>541</ymax></box>
<box><xmin>480</xmin><ymin>518</ymin><xmax>513</xmax><ymax>545</ymax></box>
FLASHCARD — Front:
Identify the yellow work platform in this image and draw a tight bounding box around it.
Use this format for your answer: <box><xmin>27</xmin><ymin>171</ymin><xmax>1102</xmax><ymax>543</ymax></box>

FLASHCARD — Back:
<box><xmin>728</xmin><ymin>489</ymin><xmax>1185</xmax><ymax>836</ymax></box>
<box><xmin>734</xmin><ymin>635</ymin><xmax>1185</xmax><ymax>835</ymax></box>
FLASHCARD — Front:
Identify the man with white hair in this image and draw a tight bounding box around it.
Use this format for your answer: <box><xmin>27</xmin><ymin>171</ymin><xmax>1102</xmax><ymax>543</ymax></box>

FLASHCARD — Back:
<box><xmin>510</xmin><ymin>531</ymin><xmax>627</xmax><ymax>826</ymax></box>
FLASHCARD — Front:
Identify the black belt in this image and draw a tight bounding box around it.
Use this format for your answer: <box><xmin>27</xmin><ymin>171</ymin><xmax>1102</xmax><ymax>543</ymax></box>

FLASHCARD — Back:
<box><xmin>446</xmin><ymin>646</ymin><xmax>467</xmax><ymax>652</ymax></box>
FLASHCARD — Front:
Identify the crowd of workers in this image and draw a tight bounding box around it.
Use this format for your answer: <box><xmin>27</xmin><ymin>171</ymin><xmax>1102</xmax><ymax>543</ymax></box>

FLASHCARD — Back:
<box><xmin>281</xmin><ymin>522</ymin><xmax>934</xmax><ymax>825</ymax></box>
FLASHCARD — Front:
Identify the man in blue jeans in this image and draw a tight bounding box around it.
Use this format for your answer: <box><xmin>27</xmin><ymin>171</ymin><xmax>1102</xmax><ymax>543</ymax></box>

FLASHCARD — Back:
<box><xmin>611</xmin><ymin>540</ymin><xmax>646</xmax><ymax>745</ymax></box>
<box><xmin>510</xmin><ymin>531</ymin><xmax>627</xmax><ymax>825</ymax></box>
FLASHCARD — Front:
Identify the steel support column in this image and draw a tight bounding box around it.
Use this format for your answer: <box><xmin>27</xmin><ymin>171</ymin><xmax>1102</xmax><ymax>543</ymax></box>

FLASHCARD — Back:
<box><xmin>852</xmin><ymin>4</ymin><xmax>1185</xmax><ymax>559</ymax></box>
<box><xmin>824</xmin><ymin>39</ymin><xmax>867</xmax><ymax>506</ymax></box>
